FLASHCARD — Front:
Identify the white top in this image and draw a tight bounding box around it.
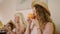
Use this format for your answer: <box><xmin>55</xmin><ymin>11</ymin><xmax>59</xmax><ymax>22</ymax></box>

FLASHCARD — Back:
<box><xmin>30</xmin><ymin>19</ymin><xmax>39</xmax><ymax>34</ymax></box>
<box><xmin>13</xmin><ymin>20</ymin><xmax>54</xmax><ymax>34</ymax></box>
<box><xmin>31</xmin><ymin>26</ymin><xmax>38</xmax><ymax>34</ymax></box>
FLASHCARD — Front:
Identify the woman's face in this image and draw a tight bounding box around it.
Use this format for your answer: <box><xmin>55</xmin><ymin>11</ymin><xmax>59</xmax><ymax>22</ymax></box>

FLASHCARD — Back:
<box><xmin>15</xmin><ymin>16</ymin><xmax>20</xmax><ymax>23</ymax></box>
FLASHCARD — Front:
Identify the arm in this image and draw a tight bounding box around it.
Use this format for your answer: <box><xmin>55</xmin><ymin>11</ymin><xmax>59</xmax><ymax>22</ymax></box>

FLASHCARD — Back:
<box><xmin>4</xmin><ymin>23</ymin><xmax>16</xmax><ymax>34</ymax></box>
<box><xmin>43</xmin><ymin>23</ymin><xmax>54</xmax><ymax>34</ymax></box>
<box><xmin>26</xmin><ymin>19</ymin><xmax>41</xmax><ymax>34</ymax></box>
<box><xmin>7</xmin><ymin>29</ymin><xmax>16</xmax><ymax>34</ymax></box>
<box><xmin>15</xmin><ymin>23</ymin><xmax>25</xmax><ymax>34</ymax></box>
<box><xmin>25</xmin><ymin>24</ymin><xmax>31</xmax><ymax>34</ymax></box>
<box><xmin>4</xmin><ymin>26</ymin><xmax>15</xmax><ymax>34</ymax></box>
<box><xmin>25</xmin><ymin>18</ymin><xmax>32</xmax><ymax>34</ymax></box>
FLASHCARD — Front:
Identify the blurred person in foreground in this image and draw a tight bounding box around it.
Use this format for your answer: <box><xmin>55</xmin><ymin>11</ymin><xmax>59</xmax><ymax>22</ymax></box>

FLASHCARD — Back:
<box><xmin>25</xmin><ymin>1</ymin><xmax>56</xmax><ymax>34</ymax></box>
<box><xmin>5</xmin><ymin>13</ymin><xmax>26</xmax><ymax>34</ymax></box>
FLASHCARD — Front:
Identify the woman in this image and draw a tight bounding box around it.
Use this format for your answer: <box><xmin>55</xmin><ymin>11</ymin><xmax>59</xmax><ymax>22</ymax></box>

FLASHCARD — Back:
<box><xmin>14</xmin><ymin>13</ymin><xmax>26</xmax><ymax>34</ymax></box>
<box><xmin>4</xmin><ymin>20</ymin><xmax>16</xmax><ymax>34</ymax></box>
<box><xmin>26</xmin><ymin>1</ymin><xmax>56</xmax><ymax>34</ymax></box>
<box><xmin>5</xmin><ymin>13</ymin><xmax>26</xmax><ymax>34</ymax></box>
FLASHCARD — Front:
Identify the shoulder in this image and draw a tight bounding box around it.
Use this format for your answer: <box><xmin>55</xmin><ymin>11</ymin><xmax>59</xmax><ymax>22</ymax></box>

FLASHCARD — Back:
<box><xmin>43</xmin><ymin>22</ymin><xmax>55</xmax><ymax>34</ymax></box>
<box><xmin>45</xmin><ymin>22</ymin><xmax>54</xmax><ymax>29</ymax></box>
<box><xmin>46</xmin><ymin>22</ymin><xmax>54</xmax><ymax>26</ymax></box>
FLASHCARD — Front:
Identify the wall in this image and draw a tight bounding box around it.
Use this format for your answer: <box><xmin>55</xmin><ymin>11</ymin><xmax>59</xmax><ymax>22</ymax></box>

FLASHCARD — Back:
<box><xmin>0</xmin><ymin>0</ymin><xmax>17</xmax><ymax>25</ymax></box>
<box><xmin>48</xmin><ymin>0</ymin><xmax>60</xmax><ymax>33</ymax></box>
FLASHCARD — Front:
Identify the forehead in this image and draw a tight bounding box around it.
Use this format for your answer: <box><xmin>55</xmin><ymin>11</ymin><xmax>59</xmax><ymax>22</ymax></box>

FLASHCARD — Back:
<box><xmin>15</xmin><ymin>16</ymin><xmax>20</xmax><ymax>18</ymax></box>
<box><xmin>15</xmin><ymin>13</ymin><xmax>20</xmax><ymax>16</ymax></box>
<box><xmin>14</xmin><ymin>15</ymin><xmax>20</xmax><ymax>18</ymax></box>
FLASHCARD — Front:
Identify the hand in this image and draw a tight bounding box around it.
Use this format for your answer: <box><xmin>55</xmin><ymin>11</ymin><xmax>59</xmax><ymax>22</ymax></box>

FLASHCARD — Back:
<box><xmin>4</xmin><ymin>24</ymin><xmax>11</xmax><ymax>31</ymax></box>
<box><xmin>27</xmin><ymin>18</ymin><xmax>32</xmax><ymax>27</ymax></box>
<box><xmin>32</xmin><ymin>19</ymin><xmax>40</xmax><ymax>27</ymax></box>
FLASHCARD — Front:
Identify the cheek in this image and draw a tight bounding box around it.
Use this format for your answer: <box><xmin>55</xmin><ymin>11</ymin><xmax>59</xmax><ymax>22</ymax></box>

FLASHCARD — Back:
<box><xmin>33</xmin><ymin>8</ymin><xmax>37</xmax><ymax>16</ymax></box>
<box><xmin>33</xmin><ymin>11</ymin><xmax>37</xmax><ymax>16</ymax></box>
<box><xmin>15</xmin><ymin>17</ymin><xmax>20</xmax><ymax>21</ymax></box>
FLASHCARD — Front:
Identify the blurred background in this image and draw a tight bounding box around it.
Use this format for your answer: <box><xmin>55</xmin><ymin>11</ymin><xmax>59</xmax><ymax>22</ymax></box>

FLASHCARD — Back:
<box><xmin>0</xmin><ymin>0</ymin><xmax>60</xmax><ymax>34</ymax></box>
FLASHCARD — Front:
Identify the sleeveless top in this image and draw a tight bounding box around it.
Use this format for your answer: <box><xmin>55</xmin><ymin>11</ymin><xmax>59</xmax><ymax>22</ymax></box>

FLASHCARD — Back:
<box><xmin>30</xmin><ymin>20</ymin><xmax>55</xmax><ymax>34</ymax></box>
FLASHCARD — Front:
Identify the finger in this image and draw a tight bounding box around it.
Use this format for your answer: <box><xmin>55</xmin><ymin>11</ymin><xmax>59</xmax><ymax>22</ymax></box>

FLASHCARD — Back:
<box><xmin>27</xmin><ymin>19</ymin><xmax>32</xmax><ymax>22</ymax></box>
